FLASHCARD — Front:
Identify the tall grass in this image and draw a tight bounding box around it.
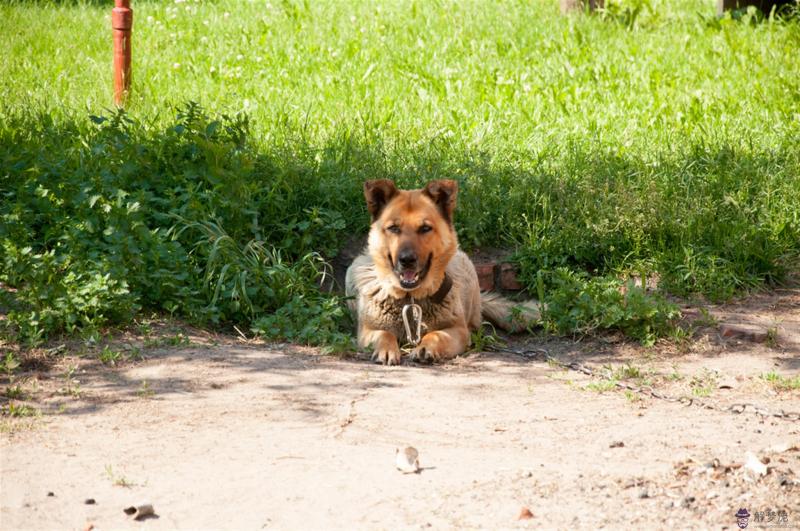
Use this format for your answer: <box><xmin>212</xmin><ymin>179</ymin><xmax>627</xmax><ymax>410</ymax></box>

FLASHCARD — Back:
<box><xmin>1</xmin><ymin>0</ymin><xmax>799</xmax><ymax>345</ymax></box>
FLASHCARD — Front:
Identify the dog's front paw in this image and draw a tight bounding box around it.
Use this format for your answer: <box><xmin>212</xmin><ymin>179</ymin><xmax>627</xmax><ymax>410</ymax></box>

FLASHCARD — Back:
<box><xmin>372</xmin><ymin>346</ymin><xmax>402</xmax><ymax>366</ymax></box>
<box><xmin>409</xmin><ymin>335</ymin><xmax>450</xmax><ymax>364</ymax></box>
<box><xmin>409</xmin><ymin>331</ymin><xmax>463</xmax><ymax>364</ymax></box>
<box><xmin>408</xmin><ymin>344</ymin><xmax>439</xmax><ymax>364</ymax></box>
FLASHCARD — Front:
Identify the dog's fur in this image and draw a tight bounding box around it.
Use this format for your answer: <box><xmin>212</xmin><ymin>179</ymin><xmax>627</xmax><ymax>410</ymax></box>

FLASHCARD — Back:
<box><xmin>345</xmin><ymin>179</ymin><xmax>535</xmax><ymax>365</ymax></box>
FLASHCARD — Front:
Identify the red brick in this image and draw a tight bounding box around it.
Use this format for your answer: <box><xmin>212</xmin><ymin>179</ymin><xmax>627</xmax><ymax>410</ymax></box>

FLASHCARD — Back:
<box><xmin>473</xmin><ymin>262</ymin><xmax>495</xmax><ymax>292</ymax></box>
<box><xmin>719</xmin><ymin>323</ymin><xmax>769</xmax><ymax>343</ymax></box>
<box><xmin>499</xmin><ymin>263</ymin><xmax>524</xmax><ymax>291</ymax></box>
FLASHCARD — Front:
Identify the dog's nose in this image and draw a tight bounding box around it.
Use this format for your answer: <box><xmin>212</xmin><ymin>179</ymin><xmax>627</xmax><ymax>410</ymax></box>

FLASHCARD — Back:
<box><xmin>398</xmin><ymin>248</ymin><xmax>417</xmax><ymax>268</ymax></box>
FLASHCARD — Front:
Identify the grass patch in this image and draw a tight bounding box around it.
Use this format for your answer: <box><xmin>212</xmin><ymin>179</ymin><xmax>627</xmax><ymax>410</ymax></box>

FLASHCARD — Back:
<box><xmin>1</xmin><ymin>0</ymin><xmax>799</xmax><ymax>348</ymax></box>
<box><xmin>585</xmin><ymin>379</ymin><xmax>619</xmax><ymax>393</ymax></box>
<box><xmin>761</xmin><ymin>371</ymin><xmax>800</xmax><ymax>391</ymax></box>
<box><xmin>689</xmin><ymin>369</ymin><xmax>718</xmax><ymax>397</ymax></box>
<box><xmin>2</xmin><ymin>402</ymin><xmax>40</xmax><ymax>418</ymax></box>
<box><xmin>104</xmin><ymin>464</ymin><xmax>137</xmax><ymax>488</ymax></box>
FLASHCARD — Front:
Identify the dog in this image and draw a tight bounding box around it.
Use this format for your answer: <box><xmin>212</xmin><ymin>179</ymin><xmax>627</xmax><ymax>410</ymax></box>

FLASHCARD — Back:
<box><xmin>345</xmin><ymin>179</ymin><xmax>537</xmax><ymax>365</ymax></box>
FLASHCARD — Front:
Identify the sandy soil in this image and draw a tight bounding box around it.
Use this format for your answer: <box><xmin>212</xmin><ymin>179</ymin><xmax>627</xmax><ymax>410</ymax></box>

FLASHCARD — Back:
<box><xmin>1</xmin><ymin>290</ymin><xmax>799</xmax><ymax>530</ymax></box>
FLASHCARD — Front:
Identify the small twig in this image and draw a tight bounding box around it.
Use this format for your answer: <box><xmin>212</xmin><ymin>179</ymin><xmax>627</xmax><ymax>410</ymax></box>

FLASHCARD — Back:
<box><xmin>232</xmin><ymin>325</ymin><xmax>248</xmax><ymax>342</ymax></box>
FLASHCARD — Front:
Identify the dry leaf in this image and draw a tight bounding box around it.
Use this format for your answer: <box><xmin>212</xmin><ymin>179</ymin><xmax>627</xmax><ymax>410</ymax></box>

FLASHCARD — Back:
<box><xmin>518</xmin><ymin>507</ymin><xmax>534</xmax><ymax>520</ymax></box>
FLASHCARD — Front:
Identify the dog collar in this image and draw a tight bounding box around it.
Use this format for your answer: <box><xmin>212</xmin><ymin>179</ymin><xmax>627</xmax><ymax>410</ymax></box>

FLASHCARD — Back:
<box><xmin>399</xmin><ymin>273</ymin><xmax>452</xmax><ymax>305</ymax></box>
<box><xmin>429</xmin><ymin>273</ymin><xmax>452</xmax><ymax>305</ymax></box>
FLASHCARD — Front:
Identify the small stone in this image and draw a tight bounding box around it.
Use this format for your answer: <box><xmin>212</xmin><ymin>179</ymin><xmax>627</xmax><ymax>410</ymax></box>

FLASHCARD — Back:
<box><xmin>395</xmin><ymin>446</ymin><xmax>420</xmax><ymax>474</ymax></box>
<box><xmin>744</xmin><ymin>451</ymin><xmax>768</xmax><ymax>477</ymax></box>
<box><xmin>47</xmin><ymin>492</ymin><xmax>54</xmax><ymax>497</ymax></box>
<box><xmin>518</xmin><ymin>507</ymin><xmax>534</xmax><ymax>520</ymax></box>
<box><xmin>84</xmin><ymin>498</ymin><xmax>96</xmax><ymax>505</ymax></box>
<box><xmin>680</xmin><ymin>496</ymin><xmax>695</xmax><ymax>508</ymax></box>
<box><xmin>638</xmin><ymin>488</ymin><xmax>650</xmax><ymax>499</ymax></box>
<box><xmin>609</xmin><ymin>441</ymin><xmax>625</xmax><ymax>448</ymax></box>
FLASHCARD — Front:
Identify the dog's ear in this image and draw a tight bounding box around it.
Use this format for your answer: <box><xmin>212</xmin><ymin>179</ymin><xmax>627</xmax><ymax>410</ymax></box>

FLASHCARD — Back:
<box><xmin>363</xmin><ymin>179</ymin><xmax>399</xmax><ymax>221</ymax></box>
<box><xmin>422</xmin><ymin>179</ymin><xmax>458</xmax><ymax>223</ymax></box>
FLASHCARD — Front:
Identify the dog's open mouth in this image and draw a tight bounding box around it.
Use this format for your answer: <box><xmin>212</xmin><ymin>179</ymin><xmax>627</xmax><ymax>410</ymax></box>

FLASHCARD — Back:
<box><xmin>395</xmin><ymin>255</ymin><xmax>432</xmax><ymax>290</ymax></box>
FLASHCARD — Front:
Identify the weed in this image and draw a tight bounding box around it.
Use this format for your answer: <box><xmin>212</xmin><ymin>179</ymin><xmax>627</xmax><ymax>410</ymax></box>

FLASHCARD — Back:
<box><xmin>470</xmin><ymin>323</ymin><xmax>503</xmax><ymax>352</ymax></box>
<box><xmin>585</xmin><ymin>379</ymin><xmax>619</xmax><ymax>393</ymax></box>
<box><xmin>135</xmin><ymin>321</ymin><xmax>152</xmax><ymax>337</ymax></box>
<box><xmin>127</xmin><ymin>346</ymin><xmax>145</xmax><ymax>362</ymax></box>
<box><xmin>624</xmin><ymin>390</ymin><xmax>641</xmax><ymax>403</ymax></box>
<box><xmin>98</xmin><ymin>346</ymin><xmax>123</xmax><ymax>366</ymax></box>
<box><xmin>104</xmin><ymin>465</ymin><xmax>136</xmax><ymax>488</ymax></box>
<box><xmin>252</xmin><ymin>296</ymin><xmax>354</xmax><ymax>354</ymax></box>
<box><xmin>535</xmin><ymin>269</ymin><xmax>680</xmax><ymax>344</ymax></box>
<box><xmin>694</xmin><ymin>308</ymin><xmax>718</xmax><ymax>328</ymax></box>
<box><xmin>765</xmin><ymin>327</ymin><xmax>779</xmax><ymax>348</ymax></box>
<box><xmin>60</xmin><ymin>365</ymin><xmax>81</xmax><ymax>398</ymax></box>
<box><xmin>761</xmin><ymin>371</ymin><xmax>800</xmax><ymax>391</ymax></box>
<box><xmin>3</xmin><ymin>402</ymin><xmax>40</xmax><ymax>417</ymax></box>
<box><xmin>690</xmin><ymin>370</ymin><xmax>718</xmax><ymax>397</ymax></box>
<box><xmin>4</xmin><ymin>385</ymin><xmax>25</xmax><ymax>400</ymax></box>
<box><xmin>610</xmin><ymin>363</ymin><xmax>642</xmax><ymax>380</ymax></box>
<box><xmin>666</xmin><ymin>366</ymin><xmax>684</xmax><ymax>382</ymax></box>
<box><xmin>1</xmin><ymin>352</ymin><xmax>20</xmax><ymax>377</ymax></box>
<box><xmin>167</xmin><ymin>333</ymin><xmax>191</xmax><ymax>347</ymax></box>
<box><xmin>143</xmin><ymin>334</ymin><xmax>190</xmax><ymax>349</ymax></box>
<box><xmin>137</xmin><ymin>380</ymin><xmax>154</xmax><ymax>398</ymax></box>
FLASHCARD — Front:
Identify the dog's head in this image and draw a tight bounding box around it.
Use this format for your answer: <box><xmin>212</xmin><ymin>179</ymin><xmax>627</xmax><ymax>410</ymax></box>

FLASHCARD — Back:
<box><xmin>363</xmin><ymin>179</ymin><xmax>459</xmax><ymax>295</ymax></box>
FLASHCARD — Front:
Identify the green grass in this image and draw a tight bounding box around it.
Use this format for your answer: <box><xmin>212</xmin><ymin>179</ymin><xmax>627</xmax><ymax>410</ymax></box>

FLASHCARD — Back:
<box><xmin>1</xmin><ymin>0</ymin><xmax>799</xmax><ymax>346</ymax></box>
<box><xmin>761</xmin><ymin>371</ymin><xmax>800</xmax><ymax>391</ymax></box>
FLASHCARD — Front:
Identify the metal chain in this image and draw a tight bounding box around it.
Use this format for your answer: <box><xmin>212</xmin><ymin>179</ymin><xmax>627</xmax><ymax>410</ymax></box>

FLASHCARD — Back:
<box><xmin>488</xmin><ymin>345</ymin><xmax>800</xmax><ymax>423</ymax></box>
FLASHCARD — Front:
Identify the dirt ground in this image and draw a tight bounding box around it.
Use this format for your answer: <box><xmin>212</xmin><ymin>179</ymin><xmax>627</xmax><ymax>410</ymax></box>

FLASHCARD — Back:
<box><xmin>1</xmin><ymin>289</ymin><xmax>799</xmax><ymax>530</ymax></box>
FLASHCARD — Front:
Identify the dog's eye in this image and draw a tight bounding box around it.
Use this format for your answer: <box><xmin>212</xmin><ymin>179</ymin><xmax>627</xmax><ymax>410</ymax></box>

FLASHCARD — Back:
<box><xmin>386</xmin><ymin>225</ymin><xmax>401</xmax><ymax>234</ymax></box>
<box><xmin>418</xmin><ymin>225</ymin><xmax>433</xmax><ymax>234</ymax></box>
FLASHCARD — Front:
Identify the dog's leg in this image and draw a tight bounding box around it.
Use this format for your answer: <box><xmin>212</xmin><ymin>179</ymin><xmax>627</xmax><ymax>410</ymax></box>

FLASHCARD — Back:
<box><xmin>359</xmin><ymin>326</ymin><xmax>402</xmax><ymax>366</ymax></box>
<box><xmin>409</xmin><ymin>324</ymin><xmax>469</xmax><ymax>363</ymax></box>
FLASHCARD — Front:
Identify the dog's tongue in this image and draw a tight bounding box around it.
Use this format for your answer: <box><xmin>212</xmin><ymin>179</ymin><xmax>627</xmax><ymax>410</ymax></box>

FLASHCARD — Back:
<box><xmin>402</xmin><ymin>270</ymin><xmax>416</xmax><ymax>282</ymax></box>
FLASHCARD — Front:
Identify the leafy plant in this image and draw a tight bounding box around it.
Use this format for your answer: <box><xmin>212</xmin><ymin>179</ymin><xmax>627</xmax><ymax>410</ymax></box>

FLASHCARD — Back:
<box><xmin>1</xmin><ymin>353</ymin><xmax>20</xmax><ymax>377</ymax></box>
<box><xmin>536</xmin><ymin>268</ymin><xmax>680</xmax><ymax>344</ymax></box>
<box><xmin>761</xmin><ymin>371</ymin><xmax>800</xmax><ymax>391</ymax></box>
<box><xmin>3</xmin><ymin>403</ymin><xmax>40</xmax><ymax>417</ymax></box>
<box><xmin>252</xmin><ymin>295</ymin><xmax>354</xmax><ymax>354</ymax></box>
<box><xmin>98</xmin><ymin>346</ymin><xmax>123</xmax><ymax>366</ymax></box>
<box><xmin>2</xmin><ymin>0</ymin><xmax>799</xmax><ymax>350</ymax></box>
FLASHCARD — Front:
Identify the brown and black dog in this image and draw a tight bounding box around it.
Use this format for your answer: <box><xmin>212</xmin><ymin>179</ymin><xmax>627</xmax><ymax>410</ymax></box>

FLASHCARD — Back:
<box><xmin>345</xmin><ymin>179</ymin><xmax>536</xmax><ymax>365</ymax></box>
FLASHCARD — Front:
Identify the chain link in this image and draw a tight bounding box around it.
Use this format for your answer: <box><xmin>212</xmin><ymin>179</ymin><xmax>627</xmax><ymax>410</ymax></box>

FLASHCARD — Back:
<box><xmin>489</xmin><ymin>345</ymin><xmax>800</xmax><ymax>423</ymax></box>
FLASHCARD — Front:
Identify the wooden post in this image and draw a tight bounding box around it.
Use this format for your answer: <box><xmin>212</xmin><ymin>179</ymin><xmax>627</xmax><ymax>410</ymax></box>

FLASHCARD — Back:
<box><xmin>112</xmin><ymin>0</ymin><xmax>133</xmax><ymax>106</ymax></box>
<box><xmin>717</xmin><ymin>0</ymin><xmax>795</xmax><ymax>15</ymax></box>
<box><xmin>560</xmin><ymin>0</ymin><xmax>604</xmax><ymax>13</ymax></box>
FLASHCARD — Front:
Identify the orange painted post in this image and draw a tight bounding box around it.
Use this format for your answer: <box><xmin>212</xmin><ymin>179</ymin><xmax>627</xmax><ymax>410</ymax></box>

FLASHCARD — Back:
<box><xmin>112</xmin><ymin>0</ymin><xmax>133</xmax><ymax>106</ymax></box>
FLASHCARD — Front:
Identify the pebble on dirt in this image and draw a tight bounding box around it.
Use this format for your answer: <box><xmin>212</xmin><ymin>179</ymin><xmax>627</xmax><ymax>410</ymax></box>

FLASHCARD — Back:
<box><xmin>517</xmin><ymin>507</ymin><xmax>534</xmax><ymax>520</ymax></box>
<box><xmin>124</xmin><ymin>503</ymin><xmax>156</xmax><ymax>520</ymax></box>
<box><xmin>84</xmin><ymin>499</ymin><xmax>95</xmax><ymax>505</ymax></box>
<box><xmin>609</xmin><ymin>441</ymin><xmax>625</xmax><ymax>448</ymax></box>
<box><xmin>395</xmin><ymin>447</ymin><xmax>420</xmax><ymax>474</ymax></box>
<box><xmin>744</xmin><ymin>452</ymin><xmax>769</xmax><ymax>477</ymax></box>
